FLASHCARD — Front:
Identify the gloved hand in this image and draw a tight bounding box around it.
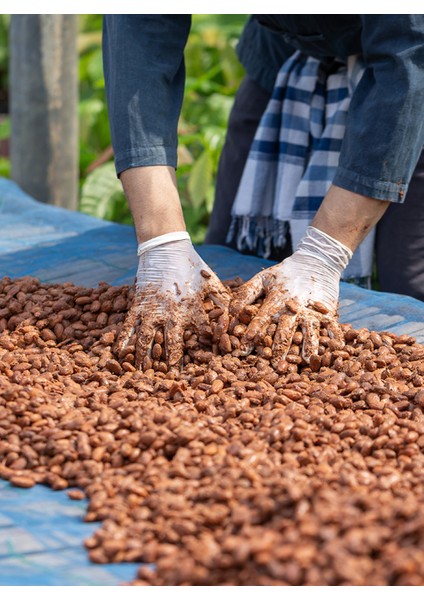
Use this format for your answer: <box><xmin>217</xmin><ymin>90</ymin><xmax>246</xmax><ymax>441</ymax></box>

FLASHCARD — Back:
<box><xmin>230</xmin><ymin>226</ymin><xmax>353</xmax><ymax>363</ymax></box>
<box><xmin>117</xmin><ymin>232</ymin><xmax>231</xmax><ymax>370</ymax></box>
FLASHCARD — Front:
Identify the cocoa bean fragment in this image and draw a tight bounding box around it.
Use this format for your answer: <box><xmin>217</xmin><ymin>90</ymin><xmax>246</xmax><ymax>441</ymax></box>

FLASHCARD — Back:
<box><xmin>10</xmin><ymin>474</ymin><xmax>36</xmax><ymax>488</ymax></box>
<box><xmin>152</xmin><ymin>343</ymin><xmax>162</xmax><ymax>361</ymax></box>
<box><xmin>68</xmin><ymin>489</ymin><xmax>86</xmax><ymax>500</ymax></box>
<box><xmin>219</xmin><ymin>333</ymin><xmax>232</xmax><ymax>354</ymax></box>
<box><xmin>105</xmin><ymin>359</ymin><xmax>122</xmax><ymax>375</ymax></box>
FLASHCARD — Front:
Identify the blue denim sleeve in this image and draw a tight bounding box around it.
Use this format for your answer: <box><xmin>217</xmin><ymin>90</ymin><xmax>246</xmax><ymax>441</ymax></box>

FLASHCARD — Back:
<box><xmin>102</xmin><ymin>15</ymin><xmax>191</xmax><ymax>175</ymax></box>
<box><xmin>333</xmin><ymin>15</ymin><xmax>424</xmax><ymax>202</ymax></box>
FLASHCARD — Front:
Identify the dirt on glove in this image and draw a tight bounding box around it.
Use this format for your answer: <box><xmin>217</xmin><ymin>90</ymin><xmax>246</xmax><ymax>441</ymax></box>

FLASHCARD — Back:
<box><xmin>1</xmin><ymin>276</ymin><xmax>424</xmax><ymax>585</ymax></box>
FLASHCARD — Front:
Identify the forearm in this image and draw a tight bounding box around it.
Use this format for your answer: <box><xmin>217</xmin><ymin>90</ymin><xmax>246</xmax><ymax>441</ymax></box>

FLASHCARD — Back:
<box><xmin>312</xmin><ymin>184</ymin><xmax>390</xmax><ymax>252</ymax></box>
<box><xmin>120</xmin><ymin>166</ymin><xmax>186</xmax><ymax>244</ymax></box>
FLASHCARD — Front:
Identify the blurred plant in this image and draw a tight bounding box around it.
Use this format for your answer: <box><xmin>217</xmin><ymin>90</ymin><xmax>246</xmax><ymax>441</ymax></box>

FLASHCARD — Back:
<box><xmin>0</xmin><ymin>15</ymin><xmax>9</xmax><ymax>112</ymax></box>
<box><xmin>0</xmin><ymin>15</ymin><xmax>10</xmax><ymax>177</ymax></box>
<box><xmin>78</xmin><ymin>15</ymin><xmax>110</xmax><ymax>177</ymax></box>
<box><xmin>0</xmin><ymin>116</ymin><xmax>10</xmax><ymax>177</ymax></box>
<box><xmin>177</xmin><ymin>15</ymin><xmax>247</xmax><ymax>242</ymax></box>
<box><xmin>78</xmin><ymin>15</ymin><xmax>248</xmax><ymax>242</ymax></box>
<box><xmin>80</xmin><ymin>161</ymin><xmax>133</xmax><ymax>225</ymax></box>
<box><xmin>0</xmin><ymin>15</ymin><xmax>247</xmax><ymax>240</ymax></box>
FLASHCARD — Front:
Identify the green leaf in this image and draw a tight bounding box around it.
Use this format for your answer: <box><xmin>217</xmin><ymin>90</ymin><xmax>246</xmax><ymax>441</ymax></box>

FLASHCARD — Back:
<box><xmin>187</xmin><ymin>150</ymin><xmax>213</xmax><ymax>209</ymax></box>
<box><xmin>87</xmin><ymin>48</ymin><xmax>104</xmax><ymax>85</ymax></box>
<box><xmin>79</xmin><ymin>97</ymin><xmax>104</xmax><ymax>142</ymax></box>
<box><xmin>79</xmin><ymin>162</ymin><xmax>131</xmax><ymax>224</ymax></box>
<box><xmin>0</xmin><ymin>157</ymin><xmax>10</xmax><ymax>178</ymax></box>
<box><xmin>0</xmin><ymin>117</ymin><xmax>10</xmax><ymax>141</ymax></box>
<box><xmin>77</xmin><ymin>30</ymin><xmax>102</xmax><ymax>55</ymax></box>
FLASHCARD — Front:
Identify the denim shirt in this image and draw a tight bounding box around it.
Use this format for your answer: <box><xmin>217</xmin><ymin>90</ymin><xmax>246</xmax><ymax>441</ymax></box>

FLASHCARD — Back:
<box><xmin>103</xmin><ymin>15</ymin><xmax>424</xmax><ymax>203</ymax></box>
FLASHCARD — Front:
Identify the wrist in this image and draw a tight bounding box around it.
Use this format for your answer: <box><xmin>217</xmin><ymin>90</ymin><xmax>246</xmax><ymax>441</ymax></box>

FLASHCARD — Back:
<box><xmin>296</xmin><ymin>226</ymin><xmax>352</xmax><ymax>275</ymax></box>
<box><xmin>120</xmin><ymin>165</ymin><xmax>187</xmax><ymax>243</ymax></box>
<box><xmin>312</xmin><ymin>184</ymin><xmax>390</xmax><ymax>251</ymax></box>
<box><xmin>137</xmin><ymin>231</ymin><xmax>191</xmax><ymax>256</ymax></box>
<box><xmin>137</xmin><ymin>220</ymin><xmax>187</xmax><ymax>245</ymax></box>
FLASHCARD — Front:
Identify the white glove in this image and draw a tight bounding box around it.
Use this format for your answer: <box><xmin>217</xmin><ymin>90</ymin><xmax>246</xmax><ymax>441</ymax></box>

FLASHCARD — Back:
<box><xmin>230</xmin><ymin>226</ymin><xmax>353</xmax><ymax>362</ymax></box>
<box><xmin>118</xmin><ymin>232</ymin><xmax>230</xmax><ymax>370</ymax></box>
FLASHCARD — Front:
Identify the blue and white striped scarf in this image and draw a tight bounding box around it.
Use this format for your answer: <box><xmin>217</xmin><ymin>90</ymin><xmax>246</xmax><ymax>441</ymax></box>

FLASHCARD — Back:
<box><xmin>226</xmin><ymin>51</ymin><xmax>373</xmax><ymax>283</ymax></box>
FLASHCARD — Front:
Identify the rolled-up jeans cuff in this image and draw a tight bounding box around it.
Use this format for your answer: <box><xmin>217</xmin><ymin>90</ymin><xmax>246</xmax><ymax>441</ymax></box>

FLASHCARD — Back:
<box><xmin>114</xmin><ymin>146</ymin><xmax>178</xmax><ymax>176</ymax></box>
<box><xmin>333</xmin><ymin>166</ymin><xmax>408</xmax><ymax>203</ymax></box>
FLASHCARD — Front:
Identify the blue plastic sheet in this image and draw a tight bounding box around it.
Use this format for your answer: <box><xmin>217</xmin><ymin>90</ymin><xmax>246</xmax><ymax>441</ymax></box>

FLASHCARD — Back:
<box><xmin>0</xmin><ymin>177</ymin><xmax>423</xmax><ymax>585</ymax></box>
<box><xmin>0</xmin><ymin>480</ymin><xmax>138</xmax><ymax>585</ymax></box>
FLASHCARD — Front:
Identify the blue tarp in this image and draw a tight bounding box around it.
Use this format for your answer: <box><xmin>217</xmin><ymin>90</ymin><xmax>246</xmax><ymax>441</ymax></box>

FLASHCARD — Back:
<box><xmin>0</xmin><ymin>480</ymin><xmax>138</xmax><ymax>585</ymax></box>
<box><xmin>0</xmin><ymin>177</ymin><xmax>423</xmax><ymax>585</ymax></box>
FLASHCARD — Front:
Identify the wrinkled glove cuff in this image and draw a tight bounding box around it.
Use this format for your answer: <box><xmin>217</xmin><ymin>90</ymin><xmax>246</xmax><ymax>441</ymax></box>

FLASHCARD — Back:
<box><xmin>296</xmin><ymin>226</ymin><xmax>353</xmax><ymax>274</ymax></box>
<box><xmin>137</xmin><ymin>231</ymin><xmax>190</xmax><ymax>256</ymax></box>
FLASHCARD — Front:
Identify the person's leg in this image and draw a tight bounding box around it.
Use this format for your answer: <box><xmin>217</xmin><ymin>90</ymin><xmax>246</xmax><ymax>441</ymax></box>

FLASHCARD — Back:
<box><xmin>375</xmin><ymin>148</ymin><xmax>424</xmax><ymax>301</ymax></box>
<box><xmin>204</xmin><ymin>76</ymin><xmax>271</xmax><ymax>246</ymax></box>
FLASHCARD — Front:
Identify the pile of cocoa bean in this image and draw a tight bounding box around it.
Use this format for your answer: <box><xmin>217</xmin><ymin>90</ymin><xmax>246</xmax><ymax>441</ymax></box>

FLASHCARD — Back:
<box><xmin>1</xmin><ymin>275</ymin><xmax>424</xmax><ymax>585</ymax></box>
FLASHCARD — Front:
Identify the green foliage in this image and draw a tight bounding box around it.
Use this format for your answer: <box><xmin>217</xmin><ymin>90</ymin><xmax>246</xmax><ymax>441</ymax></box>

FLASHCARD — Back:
<box><xmin>177</xmin><ymin>15</ymin><xmax>247</xmax><ymax>243</ymax></box>
<box><xmin>0</xmin><ymin>15</ymin><xmax>9</xmax><ymax>98</ymax></box>
<box><xmin>0</xmin><ymin>156</ymin><xmax>10</xmax><ymax>177</ymax></box>
<box><xmin>78</xmin><ymin>15</ymin><xmax>110</xmax><ymax>177</ymax></box>
<box><xmin>80</xmin><ymin>162</ymin><xmax>133</xmax><ymax>225</ymax></box>
<box><xmin>0</xmin><ymin>15</ymin><xmax>248</xmax><ymax>240</ymax></box>
<box><xmin>0</xmin><ymin>116</ymin><xmax>10</xmax><ymax>140</ymax></box>
<box><xmin>0</xmin><ymin>16</ymin><xmax>9</xmax><ymax>57</ymax></box>
<box><xmin>0</xmin><ymin>15</ymin><xmax>9</xmax><ymax>175</ymax></box>
<box><xmin>77</xmin><ymin>15</ymin><xmax>248</xmax><ymax>241</ymax></box>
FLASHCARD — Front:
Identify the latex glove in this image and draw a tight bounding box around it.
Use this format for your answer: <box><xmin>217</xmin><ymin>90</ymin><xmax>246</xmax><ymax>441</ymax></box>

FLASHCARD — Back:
<box><xmin>230</xmin><ymin>226</ymin><xmax>353</xmax><ymax>363</ymax></box>
<box><xmin>117</xmin><ymin>232</ymin><xmax>231</xmax><ymax>370</ymax></box>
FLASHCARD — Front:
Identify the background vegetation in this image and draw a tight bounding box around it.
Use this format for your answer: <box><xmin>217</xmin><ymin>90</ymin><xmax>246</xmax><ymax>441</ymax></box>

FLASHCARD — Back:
<box><xmin>0</xmin><ymin>15</ymin><xmax>10</xmax><ymax>178</ymax></box>
<box><xmin>78</xmin><ymin>15</ymin><xmax>247</xmax><ymax>242</ymax></box>
<box><xmin>0</xmin><ymin>15</ymin><xmax>247</xmax><ymax>243</ymax></box>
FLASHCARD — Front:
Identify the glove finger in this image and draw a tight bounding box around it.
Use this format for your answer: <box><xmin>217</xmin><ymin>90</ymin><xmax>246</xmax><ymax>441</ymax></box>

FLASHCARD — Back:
<box><xmin>164</xmin><ymin>320</ymin><xmax>186</xmax><ymax>372</ymax></box>
<box><xmin>300</xmin><ymin>313</ymin><xmax>321</xmax><ymax>363</ymax></box>
<box><xmin>205</xmin><ymin>271</ymin><xmax>231</xmax><ymax>300</ymax></box>
<box><xmin>230</xmin><ymin>272</ymin><xmax>265</xmax><ymax>315</ymax></box>
<box><xmin>116</xmin><ymin>298</ymin><xmax>143</xmax><ymax>354</ymax></box>
<box><xmin>326</xmin><ymin>318</ymin><xmax>345</xmax><ymax>348</ymax></box>
<box><xmin>207</xmin><ymin>284</ymin><xmax>231</xmax><ymax>312</ymax></box>
<box><xmin>135</xmin><ymin>319</ymin><xmax>158</xmax><ymax>370</ymax></box>
<box><xmin>243</xmin><ymin>289</ymin><xmax>284</xmax><ymax>343</ymax></box>
<box><xmin>239</xmin><ymin>294</ymin><xmax>282</xmax><ymax>356</ymax></box>
<box><xmin>271</xmin><ymin>311</ymin><xmax>298</xmax><ymax>368</ymax></box>
<box><xmin>204</xmin><ymin>282</ymin><xmax>230</xmax><ymax>342</ymax></box>
<box><xmin>208</xmin><ymin>285</ymin><xmax>231</xmax><ymax>336</ymax></box>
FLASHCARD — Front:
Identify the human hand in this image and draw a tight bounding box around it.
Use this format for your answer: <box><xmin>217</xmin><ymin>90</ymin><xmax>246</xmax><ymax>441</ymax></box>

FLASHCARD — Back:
<box><xmin>230</xmin><ymin>226</ymin><xmax>353</xmax><ymax>364</ymax></box>
<box><xmin>117</xmin><ymin>232</ymin><xmax>230</xmax><ymax>371</ymax></box>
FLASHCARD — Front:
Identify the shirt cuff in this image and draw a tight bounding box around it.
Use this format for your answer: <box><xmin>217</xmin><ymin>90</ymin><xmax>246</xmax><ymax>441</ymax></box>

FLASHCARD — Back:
<box><xmin>114</xmin><ymin>146</ymin><xmax>178</xmax><ymax>176</ymax></box>
<box><xmin>333</xmin><ymin>166</ymin><xmax>408</xmax><ymax>203</ymax></box>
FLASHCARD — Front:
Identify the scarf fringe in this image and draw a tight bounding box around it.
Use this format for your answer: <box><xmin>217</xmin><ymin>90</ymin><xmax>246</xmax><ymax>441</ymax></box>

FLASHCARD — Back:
<box><xmin>226</xmin><ymin>215</ymin><xmax>289</xmax><ymax>259</ymax></box>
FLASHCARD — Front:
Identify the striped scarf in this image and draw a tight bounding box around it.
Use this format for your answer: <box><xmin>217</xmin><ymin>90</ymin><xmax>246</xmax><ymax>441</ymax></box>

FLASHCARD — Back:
<box><xmin>226</xmin><ymin>51</ymin><xmax>373</xmax><ymax>283</ymax></box>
